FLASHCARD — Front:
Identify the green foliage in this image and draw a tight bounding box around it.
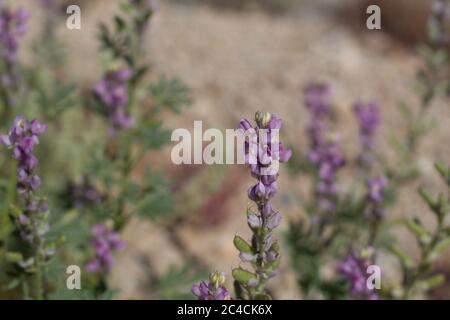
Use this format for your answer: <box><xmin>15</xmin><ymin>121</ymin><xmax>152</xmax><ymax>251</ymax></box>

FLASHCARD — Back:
<box><xmin>152</xmin><ymin>264</ymin><xmax>206</xmax><ymax>299</ymax></box>
<box><xmin>150</xmin><ymin>76</ymin><xmax>192</xmax><ymax>114</ymax></box>
<box><xmin>0</xmin><ymin>0</ymin><xmax>193</xmax><ymax>300</ymax></box>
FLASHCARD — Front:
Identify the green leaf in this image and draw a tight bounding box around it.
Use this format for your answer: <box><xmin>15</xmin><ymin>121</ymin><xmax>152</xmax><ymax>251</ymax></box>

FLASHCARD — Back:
<box><xmin>5</xmin><ymin>251</ymin><xmax>23</xmax><ymax>263</ymax></box>
<box><xmin>429</xmin><ymin>237</ymin><xmax>450</xmax><ymax>262</ymax></box>
<box><xmin>130</xmin><ymin>65</ymin><xmax>149</xmax><ymax>87</ymax></box>
<box><xmin>419</xmin><ymin>187</ymin><xmax>437</xmax><ymax>212</ymax></box>
<box><xmin>135</xmin><ymin>167</ymin><xmax>173</xmax><ymax>220</ymax></box>
<box><xmin>6</xmin><ymin>278</ymin><xmax>21</xmax><ymax>290</ymax></box>
<box><xmin>150</xmin><ymin>75</ymin><xmax>192</xmax><ymax>114</ymax></box>
<box><xmin>233</xmin><ymin>235</ymin><xmax>253</xmax><ymax>254</ymax></box>
<box><xmin>114</xmin><ymin>16</ymin><xmax>127</xmax><ymax>31</ymax></box>
<box><xmin>435</xmin><ymin>162</ymin><xmax>450</xmax><ymax>185</ymax></box>
<box><xmin>417</xmin><ymin>274</ymin><xmax>445</xmax><ymax>291</ymax></box>
<box><xmin>405</xmin><ymin>218</ymin><xmax>430</xmax><ymax>244</ymax></box>
<box><xmin>0</xmin><ymin>160</ymin><xmax>16</xmax><ymax>240</ymax></box>
<box><xmin>232</xmin><ymin>268</ymin><xmax>257</xmax><ymax>283</ymax></box>
<box><xmin>129</xmin><ymin>121</ymin><xmax>171</xmax><ymax>150</ymax></box>
<box><xmin>155</xmin><ymin>264</ymin><xmax>206</xmax><ymax>299</ymax></box>
<box><xmin>265</xmin><ymin>258</ymin><xmax>280</xmax><ymax>273</ymax></box>
<box><xmin>269</xmin><ymin>242</ymin><xmax>280</xmax><ymax>254</ymax></box>
<box><xmin>389</xmin><ymin>245</ymin><xmax>414</xmax><ymax>268</ymax></box>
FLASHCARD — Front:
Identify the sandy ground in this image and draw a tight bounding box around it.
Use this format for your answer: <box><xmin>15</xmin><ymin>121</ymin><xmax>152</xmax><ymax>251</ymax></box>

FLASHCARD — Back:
<box><xmin>15</xmin><ymin>0</ymin><xmax>450</xmax><ymax>298</ymax></box>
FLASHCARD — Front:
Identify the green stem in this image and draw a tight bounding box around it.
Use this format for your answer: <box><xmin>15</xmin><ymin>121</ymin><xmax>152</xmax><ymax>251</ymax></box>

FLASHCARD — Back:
<box><xmin>403</xmin><ymin>215</ymin><xmax>444</xmax><ymax>299</ymax></box>
<box><xmin>34</xmin><ymin>241</ymin><xmax>43</xmax><ymax>300</ymax></box>
<box><xmin>21</xmin><ymin>275</ymin><xmax>30</xmax><ymax>300</ymax></box>
<box><xmin>0</xmin><ymin>161</ymin><xmax>17</xmax><ymax>249</ymax></box>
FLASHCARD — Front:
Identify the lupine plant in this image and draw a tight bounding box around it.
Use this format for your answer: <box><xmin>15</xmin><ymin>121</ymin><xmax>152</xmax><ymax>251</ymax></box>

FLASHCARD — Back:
<box><xmin>0</xmin><ymin>116</ymin><xmax>56</xmax><ymax>300</ymax></box>
<box><xmin>52</xmin><ymin>0</ymin><xmax>193</xmax><ymax>298</ymax></box>
<box><xmin>390</xmin><ymin>163</ymin><xmax>450</xmax><ymax>299</ymax></box>
<box><xmin>286</xmin><ymin>81</ymin><xmax>450</xmax><ymax>299</ymax></box>
<box><xmin>0</xmin><ymin>0</ymin><xmax>195</xmax><ymax>299</ymax></box>
<box><xmin>192</xmin><ymin>111</ymin><xmax>292</xmax><ymax>300</ymax></box>
<box><xmin>1</xmin><ymin>0</ymin><xmax>450</xmax><ymax>301</ymax></box>
<box><xmin>388</xmin><ymin>0</ymin><xmax>450</xmax><ymax>183</ymax></box>
<box><xmin>0</xmin><ymin>1</ymin><xmax>28</xmax><ymax>121</ymax></box>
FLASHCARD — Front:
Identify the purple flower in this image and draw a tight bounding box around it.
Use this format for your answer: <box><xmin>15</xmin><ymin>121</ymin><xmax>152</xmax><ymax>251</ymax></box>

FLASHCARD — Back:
<box><xmin>68</xmin><ymin>178</ymin><xmax>105</xmax><ymax>209</ymax></box>
<box><xmin>315</xmin><ymin>138</ymin><xmax>345</xmax><ymax>214</ymax></box>
<box><xmin>304</xmin><ymin>83</ymin><xmax>345</xmax><ymax>215</ymax></box>
<box><xmin>432</xmin><ymin>0</ymin><xmax>450</xmax><ymax>20</ymax></box>
<box><xmin>93</xmin><ymin>69</ymin><xmax>135</xmax><ymax>134</ymax></box>
<box><xmin>0</xmin><ymin>2</ymin><xmax>28</xmax><ymax>104</ymax></box>
<box><xmin>367</xmin><ymin>177</ymin><xmax>387</xmax><ymax>203</ymax></box>
<box><xmin>305</xmin><ymin>83</ymin><xmax>332</xmax><ymax>117</ymax></box>
<box><xmin>337</xmin><ymin>248</ymin><xmax>379</xmax><ymax>300</ymax></box>
<box><xmin>1</xmin><ymin>116</ymin><xmax>47</xmax><ymax>198</ymax></box>
<box><xmin>353</xmin><ymin>102</ymin><xmax>380</xmax><ymax>168</ymax></box>
<box><xmin>192</xmin><ymin>272</ymin><xmax>231</xmax><ymax>300</ymax></box>
<box><xmin>239</xmin><ymin>112</ymin><xmax>292</xmax><ymax>205</ymax></box>
<box><xmin>233</xmin><ymin>112</ymin><xmax>290</xmax><ymax>298</ymax></box>
<box><xmin>86</xmin><ymin>224</ymin><xmax>125</xmax><ymax>273</ymax></box>
<box><xmin>1</xmin><ymin>116</ymin><xmax>51</xmax><ymax>246</ymax></box>
<box><xmin>365</xmin><ymin>176</ymin><xmax>388</xmax><ymax>220</ymax></box>
<box><xmin>304</xmin><ymin>83</ymin><xmax>332</xmax><ymax>162</ymax></box>
<box><xmin>0</xmin><ymin>4</ymin><xmax>28</xmax><ymax>62</ymax></box>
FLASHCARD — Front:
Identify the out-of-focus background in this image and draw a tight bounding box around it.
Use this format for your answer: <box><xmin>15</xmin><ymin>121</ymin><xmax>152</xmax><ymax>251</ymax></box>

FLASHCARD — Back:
<box><xmin>14</xmin><ymin>0</ymin><xmax>450</xmax><ymax>298</ymax></box>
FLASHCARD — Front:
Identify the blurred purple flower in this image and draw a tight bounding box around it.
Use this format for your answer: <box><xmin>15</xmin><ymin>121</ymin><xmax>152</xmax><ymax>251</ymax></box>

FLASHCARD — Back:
<box><xmin>304</xmin><ymin>83</ymin><xmax>332</xmax><ymax>163</ymax></box>
<box><xmin>304</xmin><ymin>83</ymin><xmax>345</xmax><ymax>215</ymax></box>
<box><xmin>86</xmin><ymin>224</ymin><xmax>125</xmax><ymax>272</ymax></box>
<box><xmin>337</xmin><ymin>249</ymin><xmax>379</xmax><ymax>300</ymax></box>
<box><xmin>315</xmin><ymin>139</ymin><xmax>346</xmax><ymax>213</ymax></box>
<box><xmin>68</xmin><ymin>178</ymin><xmax>105</xmax><ymax>209</ymax></box>
<box><xmin>0</xmin><ymin>116</ymin><xmax>50</xmax><ymax>244</ymax></box>
<box><xmin>93</xmin><ymin>69</ymin><xmax>135</xmax><ymax>134</ymax></box>
<box><xmin>192</xmin><ymin>272</ymin><xmax>231</xmax><ymax>300</ymax></box>
<box><xmin>353</xmin><ymin>102</ymin><xmax>380</xmax><ymax>168</ymax></box>
<box><xmin>365</xmin><ymin>176</ymin><xmax>388</xmax><ymax>220</ymax></box>
<box><xmin>0</xmin><ymin>2</ymin><xmax>28</xmax><ymax>105</ymax></box>
<box><xmin>0</xmin><ymin>3</ymin><xmax>28</xmax><ymax>62</ymax></box>
<box><xmin>1</xmin><ymin>116</ymin><xmax>47</xmax><ymax>197</ymax></box>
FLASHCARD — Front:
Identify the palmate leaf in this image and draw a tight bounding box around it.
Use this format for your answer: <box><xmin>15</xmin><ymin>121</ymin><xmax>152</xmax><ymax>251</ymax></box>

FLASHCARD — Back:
<box><xmin>135</xmin><ymin>166</ymin><xmax>173</xmax><ymax>220</ymax></box>
<box><xmin>150</xmin><ymin>75</ymin><xmax>192</xmax><ymax>114</ymax></box>
<box><xmin>127</xmin><ymin>120</ymin><xmax>171</xmax><ymax>150</ymax></box>
<box><xmin>34</xmin><ymin>81</ymin><xmax>79</xmax><ymax>119</ymax></box>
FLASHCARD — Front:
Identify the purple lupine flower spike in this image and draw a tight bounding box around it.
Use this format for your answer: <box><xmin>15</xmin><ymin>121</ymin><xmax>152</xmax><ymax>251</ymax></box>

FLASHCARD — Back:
<box><xmin>366</xmin><ymin>176</ymin><xmax>388</xmax><ymax>220</ymax></box>
<box><xmin>192</xmin><ymin>271</ymin><xmax>231</xmax><ymax>300</ymax></box>
<box><xmin>86</xmin><ymin>223</ymin><xmax>125</xmax><ymax>272</ymax></box>
<box><xmin>1</xmin><ymin>116</ymin><xmax>50</xmax><ymax>247</ymax></box>
<box><xmin>304</xmin><ymin>83</ymin><xmax>332</xmax><ymax>163</ymax></box>
<box><xmin>353</xmin><ymin>102</ymin><xmax>380</xmax><ymax>169</ymax></box>
<box><xmin>0</xmin><ymin>4</ymin><xmax>29</xmax><ymax>62</ymax></box>
<box><xmin>0</xmin><ymin>2</ymin><xmax>29</xmax><ymax>105</ymax></box>
<box><xmin>232</xmin><ymin>111</ymin><xmax>291</xmax><ymax>298</ymax></box>
<box><xmin>315</xmin><ymin>137</ymin><xmax>345</xmax><ymax>213</ymax></box>
<box><xmin>305</xmin><ymin>84</ymin><xmax>345</xmax><ymax>216</ymax></box>
<box><xmin>93</xmin><ymin>68</ymin><xmax>135</xmax><ymax>134</ymax></box>
<box><xmin>337</xmin><ymin>248</ymin><xmax>379</xmax><ymax>300</ymax></box>
<box><xmin>68</xmin><ymin>178</ymin><xmax>105</xmax><ymax>209</ymax></box>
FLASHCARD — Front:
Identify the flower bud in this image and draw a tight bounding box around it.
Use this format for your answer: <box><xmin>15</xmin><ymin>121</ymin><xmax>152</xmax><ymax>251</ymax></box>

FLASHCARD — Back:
<box><xmin>255</xmin><ymin>111</ymin><xmax>271</xmax><ymax>128</ymax></box>
<box><xmin>209</xmin><ymin>271</ymin><xmax>226</xmax><ymax>288</ymax></box>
